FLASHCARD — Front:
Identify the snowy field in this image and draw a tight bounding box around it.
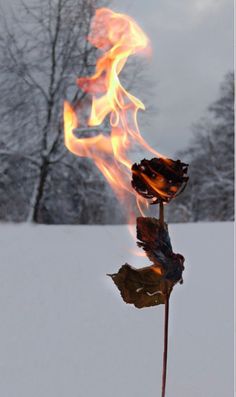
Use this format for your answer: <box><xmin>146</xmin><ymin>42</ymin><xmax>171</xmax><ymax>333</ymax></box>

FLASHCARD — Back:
<box><xmin>0</xmin><ymin>222</ymin><xmax>234</xmax><ymax>397</ymax></box>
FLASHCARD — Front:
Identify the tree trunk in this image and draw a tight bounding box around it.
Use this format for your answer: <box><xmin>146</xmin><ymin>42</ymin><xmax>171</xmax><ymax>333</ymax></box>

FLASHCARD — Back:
<box><xmin>31</xmin><ymin>159</ymin><xmax>49</xmax><ymax>223</ymax></box>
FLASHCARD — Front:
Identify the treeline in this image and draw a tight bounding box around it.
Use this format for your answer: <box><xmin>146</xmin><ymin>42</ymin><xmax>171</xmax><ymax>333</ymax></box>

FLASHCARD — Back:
<box><xmin>167</xmin><ymin>72</ymin><xmax>234</xmax><ymax>222</ymax></box>
<box><xmin>0</xmin><ymin>0</ymin><xmax>234</xmax><ymax>224</ymax></box>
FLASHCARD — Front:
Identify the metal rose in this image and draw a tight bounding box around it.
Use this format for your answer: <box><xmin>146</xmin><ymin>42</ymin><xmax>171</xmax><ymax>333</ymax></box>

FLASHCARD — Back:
<box><xmin>131</xmin><ymin>157</ymin><xmax>189</xmax><ymax>204</ymax></box>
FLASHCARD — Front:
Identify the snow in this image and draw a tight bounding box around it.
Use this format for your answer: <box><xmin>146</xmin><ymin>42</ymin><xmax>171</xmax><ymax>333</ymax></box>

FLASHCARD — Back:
<box><xmin>0</xmin><ymin>222</ymin><xmax>234</xmax><ymax>397</ymax></box>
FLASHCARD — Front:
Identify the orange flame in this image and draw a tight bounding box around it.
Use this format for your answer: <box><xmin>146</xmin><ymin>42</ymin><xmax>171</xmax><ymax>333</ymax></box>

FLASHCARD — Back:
<box><xmin>64</xmin><ymin>7</ymin><xmax>162</xmax><ymax>215</ymax></box>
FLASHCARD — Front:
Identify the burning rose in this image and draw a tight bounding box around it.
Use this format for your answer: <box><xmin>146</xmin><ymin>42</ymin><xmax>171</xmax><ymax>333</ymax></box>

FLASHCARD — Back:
<box><xmin>63</xmin><ymin>7</ymin><xmax>189</xmax><ymax>397</ymax></box>
<box><xmin>131</xmin><ymin>157</ymin><xmax>189</xmax><ymax>204</ymax></box>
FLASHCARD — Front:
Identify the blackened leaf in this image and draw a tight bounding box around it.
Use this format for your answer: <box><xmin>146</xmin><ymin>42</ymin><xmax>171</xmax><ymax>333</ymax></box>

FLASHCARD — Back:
<box><xmin>137</xmin><ymin>217</ymin><xmax>184</xmax><ymax>284</ymax></box>
<box><xmin>137</xmin><ymin>217</ymin><xmax>172</xmax><ymax>259</ymax></box>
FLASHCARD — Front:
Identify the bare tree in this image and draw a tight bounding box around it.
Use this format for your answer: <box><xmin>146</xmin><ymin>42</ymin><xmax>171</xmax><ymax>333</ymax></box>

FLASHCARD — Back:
<box><xmin>0</xmin><ymin>0</ymin><xmax>154</xmax><ymax>224</ymax></box>
<box><xmin>0</xmin><ymin>0</ymin><xmax>111</xmax><ymax>222</ymax></box>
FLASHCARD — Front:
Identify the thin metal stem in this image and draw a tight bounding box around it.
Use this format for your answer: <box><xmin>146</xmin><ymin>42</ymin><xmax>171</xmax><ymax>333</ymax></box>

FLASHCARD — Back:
<box><xmin>159</xmin><ymin>202</ymin><xmax>164</xmax><ymax>227</ymax></box>
<box><xmin>159</xmin><ymin>200</ymin><xmax>169</xmax><ymax>396</ymax></box>
<box><xmin>161</xmin><ymin>294</ymin><xmax>170</xmax><ymax>397</ymax></box>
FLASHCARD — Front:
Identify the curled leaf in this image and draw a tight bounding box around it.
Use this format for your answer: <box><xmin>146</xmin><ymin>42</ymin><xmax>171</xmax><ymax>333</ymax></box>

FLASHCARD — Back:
<box><xmin>108</xmin><ymin>263</ymin><xmax>167</xmax><ymax>308</ymax></box>
<box><xmin>108</xmin><ymin>217</ymin><xmax>185</xmax><ymax>309</ymax></box>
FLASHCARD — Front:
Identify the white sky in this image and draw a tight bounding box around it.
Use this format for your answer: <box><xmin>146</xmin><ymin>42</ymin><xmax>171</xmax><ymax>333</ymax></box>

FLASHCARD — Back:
<box><xmin>111</xmin><ymin>0</ymin><xmax>233</xmax><ymax>156</ymax></box>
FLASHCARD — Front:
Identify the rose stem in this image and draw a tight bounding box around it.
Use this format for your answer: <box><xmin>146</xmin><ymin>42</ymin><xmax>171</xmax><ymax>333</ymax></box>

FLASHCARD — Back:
<box><xmin>161</xmin><ymin>293</ymin><xmax>170</xmax><ymax>397</ymax></box>
<box><xmin>159</xmin><ymin>201</ymin><xmax>169</xmax><ymax>397</ymax></box>
<box><xmin>159</xmin><ymin>201</ymin><xmax>164</xmax><ymax>226</ymax></box>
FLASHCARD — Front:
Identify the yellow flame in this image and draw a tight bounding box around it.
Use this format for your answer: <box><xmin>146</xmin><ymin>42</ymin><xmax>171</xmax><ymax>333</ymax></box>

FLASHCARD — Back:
<box><xmin>64</xmin><ymin>8</ymin><xmax>164</xmax><ymax>215</ymax></box>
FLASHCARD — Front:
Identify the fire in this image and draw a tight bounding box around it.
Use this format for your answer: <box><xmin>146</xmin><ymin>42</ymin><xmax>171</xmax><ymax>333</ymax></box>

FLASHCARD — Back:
<box><xmin>64</xmin><ymin>7</ymin><xmax>163</xmax><ymax>215</ymax></box>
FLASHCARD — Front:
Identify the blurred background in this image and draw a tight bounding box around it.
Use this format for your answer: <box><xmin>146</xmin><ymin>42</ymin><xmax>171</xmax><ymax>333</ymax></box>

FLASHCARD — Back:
<box><xmin>0</xmin><ymin>0</ymin><xmax>234</xmax><ymax>224</ymax></box>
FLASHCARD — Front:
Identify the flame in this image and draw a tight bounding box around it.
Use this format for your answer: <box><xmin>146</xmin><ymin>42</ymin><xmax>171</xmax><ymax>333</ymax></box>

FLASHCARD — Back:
<box><xmin>64</xmin><ymin>7</ymin><xmax>163</xmax><ymax>215</ymax></box>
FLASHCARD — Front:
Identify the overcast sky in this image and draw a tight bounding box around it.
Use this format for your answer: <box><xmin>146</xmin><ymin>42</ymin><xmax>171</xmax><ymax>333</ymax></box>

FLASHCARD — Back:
<box><xmin>111</xmin><ymin>0</ymin><xmax>233</xmax><ymax>156</ymax></box>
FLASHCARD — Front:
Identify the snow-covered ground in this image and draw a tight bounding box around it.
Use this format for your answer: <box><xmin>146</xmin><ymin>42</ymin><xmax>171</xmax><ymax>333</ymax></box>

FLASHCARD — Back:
<box><xmin>0</xmin><ymin>222</ymin><xmax>234</xmax><ymax>397</ymax></box>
